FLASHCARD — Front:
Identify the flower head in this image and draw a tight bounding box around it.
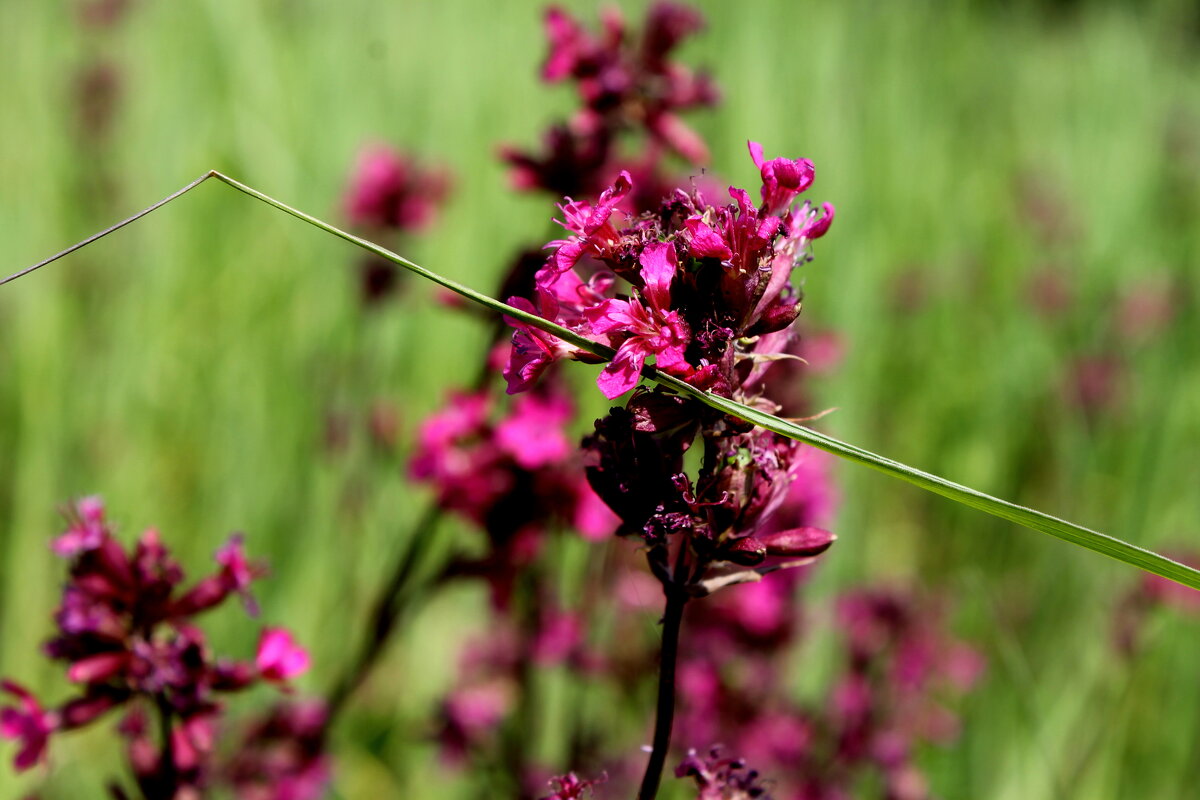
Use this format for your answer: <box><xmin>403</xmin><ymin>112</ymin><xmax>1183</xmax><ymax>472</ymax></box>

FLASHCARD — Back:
<box><xmin>585</xmin><ymin>240</ymin><xmax>691</xmax><ymax>398</ymax></box>
<box><xmin>4</xmin><ymin>497</ymin><xmax>315</xmax><ymax>790</ymax></box>
<box><xmin>52</xmin><ymin>495</ymin><xmax>108</xmax><ymax>557</ymax></box>
<box><xmin>504</xmin><ymin>143</ymin><xmax>835</xmax><ymax>405</ymax></box>
<box><xmin>749</xmin><ymin>141</ymin><xmax>815</xmax><ymax>214</ymax></box>
<box><xmin>0</xmin><ymin>681</ymin><xmax>57</xmax><ymax>771</ymax></box>
<box><xmin>540</xmin><ymin>771</ymin><xmax>607</xmax><ymax>800</ymax></box>
<box><xmin>343</xmin><ymin>145</ymin><xmax>451</xmax><ymax>231</ymax></box>
<box><xmin>256</xmin><ymin>628</ymin><xmax>311</xmax><ymax>684</ymax></box>
<box><xmin>225</xmin><ymin>700</ymin><xmax>331</xmax><ymax>800</ymax></box>
<box><xmin>676</xmin><ymin>747</ymin><xmax>773</xmax><ymax>799</ymax></box>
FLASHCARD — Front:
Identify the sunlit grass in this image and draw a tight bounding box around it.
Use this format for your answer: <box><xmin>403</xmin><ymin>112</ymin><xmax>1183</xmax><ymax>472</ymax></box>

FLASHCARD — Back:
<box><xmin>0</xmin><ymin>1</ymin><xmax>1197</xmax><ymax>797</ymax></box>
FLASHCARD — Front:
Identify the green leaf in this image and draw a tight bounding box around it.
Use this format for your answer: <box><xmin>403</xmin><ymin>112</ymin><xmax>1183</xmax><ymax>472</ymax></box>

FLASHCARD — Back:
<box><xmin>6</xmin><ymin>171</ymin><xmax>1197</xmax><ymax>592</ymax></box>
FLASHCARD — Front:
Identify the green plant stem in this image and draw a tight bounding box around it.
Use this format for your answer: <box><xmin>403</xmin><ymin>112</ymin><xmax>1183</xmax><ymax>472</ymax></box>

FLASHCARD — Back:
<box><xmin>325</xmin><ymin>502</ymin><xmax>445</xmax><ymax>720</ymax></box>
<box><xmin>6</xmin><ymin>172</ymin><xmax>1200</xmax><ymax>592</ymax></box>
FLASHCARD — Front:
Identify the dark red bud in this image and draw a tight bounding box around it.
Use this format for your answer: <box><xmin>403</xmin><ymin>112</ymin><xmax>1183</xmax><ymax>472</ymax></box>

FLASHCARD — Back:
<box><xmin>96</xmin><ymin>537</ymin><xmax>135</xmax><ymax>588</ymax></box>
<box><xmin>726</xmin><ymin>536</ymin><xmax>767</xmax><ymax>566</ymax></box>
<box><xmin>170</xmin><ymin>576</ymin><xmax>230</xmax><ymax>617</ymax></box>
<box><xmin>757</xmin><ymin>526</ymin><xmax>835</xmax><ymax>557</ymax></box>
<box><xmin>211</xmin><ymin>660</ymin><xmax>258</xmax><ymax>692</ymax></box>
<box><xmin>60</xmin><ymin>690</ymin><xmax>125</xmax><ymax>729</ymax></box>
<box><xmin>746</xmin><ymin>301</ymin><xmax>801</xmax><ymax>336</ymax></box>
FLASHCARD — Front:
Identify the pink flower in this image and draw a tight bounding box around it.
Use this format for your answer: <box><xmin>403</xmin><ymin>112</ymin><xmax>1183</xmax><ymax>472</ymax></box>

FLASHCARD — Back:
<box><xmin>495</xmin><ymin>391</ymin><xmax>574</xmax><ymax>469</ymax></box>
<box><xmin>440</xmin><ymin>681</ymin><xmax>512</xmax><ymax>762</ymax></box>
<box><xmin>52</xmin><ymin>495</ymin><xmax>108</xmax><ymax>557</ymax></box>
<box><xmin>343</xmin><ymin>145</ymin><xmax>450</xmax><ymax>231</ymax></box>
<box><xmin>540</xmin><ymin>771</ymin><xmax>607</xmax><ymax>800</ymax></box>
<box><xmin>585</xmin><ymin>240</ymin><xmax>691</xmax><ymax>398</ymax></box>
<box><xmin>503</xmin><ymin>267</ymin><xmax>614</xmax><ymax>395</ymax></box>
<box><xmin>217</xmin><ymin>534</ymin><xmax>256</xmax><ymax>592</ymax></box>
<box><xmin>676</xmin><ymin>747</ymin><xmax>774</xmax><ymax>800</ymax></box>
<box><xmin>256</xmin><ymin>629</ymin><xmax>311</xmax><ymax>684</ymax></box>
<box><xmin>791</xmin><ymin>199</ymin><xmax>835</xmax><ymax>241</ymax></box>
<box><xmin>226</xmin><ymin>701</ymin><xmax>331</xmax><ymax>800</ymax></box>
<box><xmin>683</xmin><ymin>186</ymin><xmax>781</xmax><ymax>276</ymax></box>
<box><xmin>749</xmin><ymin>140</ymin><xmax>815</xmax><ymax>213</ymax></box>
<box><xmin>66</xmin><ymin>652</ymin><xmax>129</xmax><ymax>684</ymax></box>
<box><xmin>571</xmin><ymin>478</ymin><xmax>621</xmax><ymax>541</ymax></box>
<box><xmin>544</xmin><ymin>171</ymin><xmax>633</xmax><ymax>283</ymax></box>
<box><xmin>542</xmin><ymin>7</ymin><xmax>590</xmax><ymax>81</ymax></box>
<box><xmin>531</xmin><ymin>611</ymin><xmax>583</xmax><ymax>666</ymax></box>
<box><xmin>0</xmin><ymin>681</ymin><xmax>57</xmax><ymax>771</ymax></box>
<box><xmin>409</xmin><ymin>391</ymin><xmax>514</xmax><ymax>521</ymax></box>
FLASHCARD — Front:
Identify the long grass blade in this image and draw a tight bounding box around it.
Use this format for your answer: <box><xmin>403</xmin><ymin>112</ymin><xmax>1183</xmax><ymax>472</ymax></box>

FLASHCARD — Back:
<box><xmin>5</xmin><ymin>172</ymin><xmax>1196</xmax><ymax>591</ymax></box>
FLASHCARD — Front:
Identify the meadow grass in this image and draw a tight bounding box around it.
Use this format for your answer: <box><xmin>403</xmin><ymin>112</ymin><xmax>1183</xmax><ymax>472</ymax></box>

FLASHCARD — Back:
<box><xmin>0</xmin><ymin>0</ymin><xmax>1198</xmax><ymax>796</ymax></box>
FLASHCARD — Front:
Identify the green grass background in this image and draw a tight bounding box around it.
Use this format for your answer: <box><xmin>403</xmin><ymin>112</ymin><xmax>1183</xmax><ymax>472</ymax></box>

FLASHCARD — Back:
<box><xmin>1</xmin><ymin>0</ymin><xmax>1199</xmax><ymax>796</ymax></box>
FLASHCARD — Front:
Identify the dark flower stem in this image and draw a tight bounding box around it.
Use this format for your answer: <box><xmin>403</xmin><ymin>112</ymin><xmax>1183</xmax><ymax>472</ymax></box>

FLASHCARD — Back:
<box><xmin>154</xmin><ymin>694</ymin><xmax>175</xmax><ymax>800</ymax></box>
<box><xmin>637</xmin><ymin>587</ymin><xmax>688</xmax><ymax>800</ymax></box>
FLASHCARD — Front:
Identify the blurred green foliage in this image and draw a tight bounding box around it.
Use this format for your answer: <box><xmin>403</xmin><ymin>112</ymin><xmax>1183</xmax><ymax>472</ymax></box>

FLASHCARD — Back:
<box><xmin>0</xmin><ymin>0</ymin><xmax>1198</xmax><ymax>797</ymax></box>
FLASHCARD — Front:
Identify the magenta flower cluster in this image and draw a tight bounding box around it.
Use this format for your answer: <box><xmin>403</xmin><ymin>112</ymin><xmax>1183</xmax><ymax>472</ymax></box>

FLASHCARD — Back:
<box><xmin>0</xmin><ymin>498</ymin><xmax>326</xmax><ymax>800</ymax></box>
<box><xmin>344</xmin><ymin>145</ymin><xmax>451</xmax><ymax>233</ymax></box>
<box><xmin>409</xmin><ymin>385</ymin><xmax>617</xmax><ymax>604</ymax></box>
<box><xmin>505</xmin><ymin>141</ymin><xmax>833</xmax><ymax>401</ymax></box>
<box><xmin>502</xmin><ymin>3</ymin><xmax>718</xmax><ymax>200</ymax></box>
<box><xmin>437</xmin><ymin>604</ymin><xmax>599</xmax><ymax>765</ymax></box>
<box><xmin>497</xmin><ymin>142</ymin><xmax>837</xmax><ymax>612</ymax></box>
<box><xmin>672</xmin><ymin>585</ymin><xmax>984</xmax><ymax>800</ymax></box>
<box><xmin>676</xmin><ymin>747</ymin><xmax>773</xmax><ymax>800</ymax></box>
<box><xmin>342</xmin><ymin>145</ymin><xmax>454</xmax><ymax>304</ymax></box>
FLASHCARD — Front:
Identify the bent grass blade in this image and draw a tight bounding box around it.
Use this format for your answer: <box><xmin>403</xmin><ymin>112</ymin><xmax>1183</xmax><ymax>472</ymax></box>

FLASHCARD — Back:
<box><xmin>4</xmin><ymin>172</ymin><xmax>1198</xmax><ymax>592</ymax></box>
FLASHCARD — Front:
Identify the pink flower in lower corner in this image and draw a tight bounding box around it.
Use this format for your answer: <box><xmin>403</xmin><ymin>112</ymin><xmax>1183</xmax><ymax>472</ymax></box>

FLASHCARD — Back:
<box><xmin>585</xmin><ymin>240</ymin><xmax>691</xmax><ymax>399</ymax></box>
<box><xmin>0</xmin><ymin>681</ymin><xmax>58</xmax><ymax>771</ymax></box>
<box><xmin>256</xmin><ymin>629</ymin><xmax>311</xmax><ymax>684</ymax></box>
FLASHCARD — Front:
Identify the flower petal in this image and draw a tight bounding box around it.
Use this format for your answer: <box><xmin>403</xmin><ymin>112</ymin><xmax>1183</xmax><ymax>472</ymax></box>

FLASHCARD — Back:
<box><xmin>638</xmin><ymin>240</ymin><xmax>678</xmax><ymax>311</ymax></box>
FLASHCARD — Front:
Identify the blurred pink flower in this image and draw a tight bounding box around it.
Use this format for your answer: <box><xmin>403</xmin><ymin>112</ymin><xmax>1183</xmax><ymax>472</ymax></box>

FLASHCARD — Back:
<box><xmin>256</xmin><ymin>628</ymin><xmax>311</xmax><ymax>684</ymax></box>
<box><xmin>0</xmin><ymin>681</ymin><xmax>57</xmax><ymax>771</ymax></box>
<box><xmin>344</xmin><ymin>145</ymin><xmax>451</xmax><ymax>231</ymax></box>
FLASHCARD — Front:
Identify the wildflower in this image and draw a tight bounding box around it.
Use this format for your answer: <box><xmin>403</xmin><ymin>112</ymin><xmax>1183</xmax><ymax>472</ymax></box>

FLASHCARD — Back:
<box><xmin>503</xmin><ymin>3</ymin><xmax>717</xmax><ymax>198</ymax></box>
<box><xmin>256</xmin><ymin>629</ymin><xmax>311</xmax><ymax>684</ymax></box>
<box><xmin>676</xmin><ymin>747</ymin><xmax>773</xmax><ymax>799</ymax></box>
<box><xmin>2</xmin><ymin>497</ymin><xmax>320</xmax><ymax>794</ymax></box>
<box><xmin>505</xmin><ymin>142</ymin><xmax>835</xmax><ymax>407</ymax></box>
<box><xmin>540</xmin><ymin>3</ymin><xmax>715</xmax><ymax>147</ymax></box>
<box><xmin>225</xmin><ymin>701</ymin><xmax>331</xmax><ymax>800</ymax></box>
<box><xmin>545</xmin><ymin>171</ymin><xmax>633</xmax><ymax>282</ymax></box>
<box><xmin>410</xmin><ymin>387</ymin><xmax>618</xmax><ymax>605</ymax></box>
<box><xmin>439</xmin><ymin>680</ymin><xmax>514</xmax><ymax>763</ymax></box>
<box><xmin>495</xmin><ymin>391</ymin><xmax>574</xmax><ymax>469</ymax></box>
<box><xmin>343</xmin><ymin>145</ymin><xmax>451</xmax><ymax>231</ymax></box>
<box><xmin>541</xmin><ymin>771</ymin><xmax>607</xmax><ymax>800</ymax></box>
<box><xmin>501</xmin><ymin>123</ymin><xmax>613</xmax><ymax>198</ymax></box>
<box><xmin>586</xmin><ymin>240</ymin><xmax>691</xmax><ymax>398</ymax></box>
<box><xmin>51</xmin><ymin>494</ymin><xmax>107</xmax><ymax>556</ymax></box>
<box><xmin>0</xmin><ymin>682</ymin><xmax>57</xmax><ymax>771</ymax></box>
<box><xmin>748</xmin><ymin>141</ymin><xmax>814</xmax><ymax>214</ymax></box>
